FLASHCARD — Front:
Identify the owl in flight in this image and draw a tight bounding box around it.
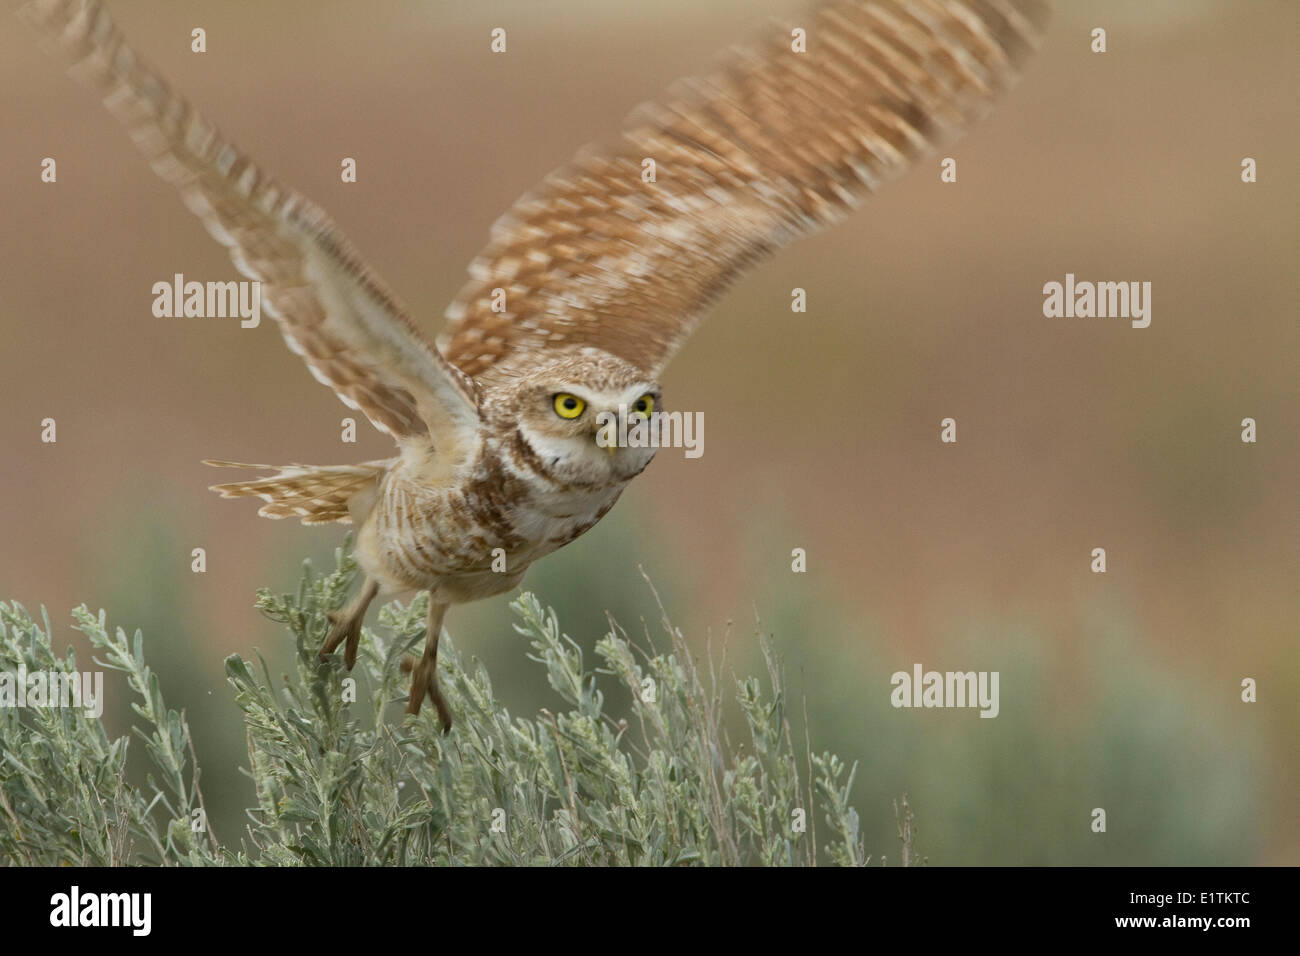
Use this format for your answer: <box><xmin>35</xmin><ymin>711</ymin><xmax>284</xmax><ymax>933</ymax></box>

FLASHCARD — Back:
<box><xmin>24</xmin><ymin>0</ymin><xmax>1048</xmax><ymax>728</ymax></box>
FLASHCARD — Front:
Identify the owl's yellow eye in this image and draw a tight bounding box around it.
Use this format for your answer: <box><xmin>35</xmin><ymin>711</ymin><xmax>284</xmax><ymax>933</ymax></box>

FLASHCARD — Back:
<box><xmin>553</xmin><ymin>393</ymin><xmax>586</xmax><ymax>419</ymax></box>
<box><xmin>632</xmin><ymin>394</ymin><xmax>655</xmax><ymax>418</ymax></box>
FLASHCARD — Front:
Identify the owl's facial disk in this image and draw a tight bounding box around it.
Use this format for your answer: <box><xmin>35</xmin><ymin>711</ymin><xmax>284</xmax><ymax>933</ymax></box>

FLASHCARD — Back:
<box><xmin>519</xmin><ymin>382</ymin><xmax>661</xmax><ymax>482</ymax></box>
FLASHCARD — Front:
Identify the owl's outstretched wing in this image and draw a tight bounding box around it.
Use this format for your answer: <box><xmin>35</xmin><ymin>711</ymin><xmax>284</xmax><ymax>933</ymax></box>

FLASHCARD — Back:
<box><xmin>439</xmin><ymin>0</ymin><xmax>1049</xmax><ymax>382</ymax></box>
<box><xmin>21</xmin><ymin>0</ymin><xmax>479</xmax><ymax>450</ymax></box>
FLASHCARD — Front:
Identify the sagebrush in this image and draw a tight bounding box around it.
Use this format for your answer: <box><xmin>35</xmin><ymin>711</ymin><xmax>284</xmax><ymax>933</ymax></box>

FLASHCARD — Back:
<box><xmin>0</xmin><ymin>543</ymin><xmax>885</xmax><ymax>866</ymax></box>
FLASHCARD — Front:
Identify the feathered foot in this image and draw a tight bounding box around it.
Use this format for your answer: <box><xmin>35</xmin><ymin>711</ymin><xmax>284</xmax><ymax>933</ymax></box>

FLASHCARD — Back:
<box><xmin>319</xmin><ymin>579</ymin><xmax>379</xmax><ymax>670</ymax></box>
<box><xmin>401</xmin><ymin>596</ymin><xmax>453</xmax><ymax>731</ymax></box>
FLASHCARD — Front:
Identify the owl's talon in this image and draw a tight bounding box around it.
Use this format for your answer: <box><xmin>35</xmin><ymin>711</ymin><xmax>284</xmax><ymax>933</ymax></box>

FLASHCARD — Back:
<box><xmin>404</xmin><ymin>597</ymin><xmax>452</xmax><ymax>732</ymax></box>
<box><xmin>405</xmin><ymin>658</ymin><xmax>453</xmax><ymax>732</ymax></box>
<box><xmin>321</xmin><ymin>615</ymin><xmax>362</xmax><ymax>669</ymax></box>
<box><xmin>318</xmin><ymin>580</ymin><xmax>378</xmax><ymax>670</ymax></box>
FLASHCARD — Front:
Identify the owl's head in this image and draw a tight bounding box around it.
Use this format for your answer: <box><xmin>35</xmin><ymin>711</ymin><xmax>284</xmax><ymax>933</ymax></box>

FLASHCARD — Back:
<box><xmin>483</xmin><ymin>348</ymin><xmax>661</xmax><ymax>484</ymax></box>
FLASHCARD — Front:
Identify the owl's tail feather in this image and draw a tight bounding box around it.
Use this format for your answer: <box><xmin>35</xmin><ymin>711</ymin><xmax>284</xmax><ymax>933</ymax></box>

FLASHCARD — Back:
<box><xmin>203</xmin><ymin>459</ymin><xmax>392</xmax><ymax>526</ymax></box>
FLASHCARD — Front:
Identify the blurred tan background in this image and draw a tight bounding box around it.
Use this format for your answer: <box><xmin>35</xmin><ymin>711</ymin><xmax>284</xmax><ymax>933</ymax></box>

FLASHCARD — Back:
<box><xmin>1</xmin><ymin>0</ymin><xmax>1296</xmax><ymax>863</ymax></box>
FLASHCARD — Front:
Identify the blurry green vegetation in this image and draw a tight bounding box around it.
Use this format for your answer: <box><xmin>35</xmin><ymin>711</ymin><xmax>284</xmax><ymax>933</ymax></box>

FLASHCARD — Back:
<box><xmin>727</xmin><ymin>551</ymin><xmax>1264</xmax><ymax>864</ymax></box>
<box><xmin>91</xmin><ymin>503</ymin><xmax>256</xmax><ymax>851</ymax></box>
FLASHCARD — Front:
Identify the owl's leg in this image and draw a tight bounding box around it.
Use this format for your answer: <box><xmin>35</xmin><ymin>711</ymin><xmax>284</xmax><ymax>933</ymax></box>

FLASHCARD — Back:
<box><xmin>401</xmin><ymin>595</ymin><xmax>453</xmax><ymax>731</ymax></box>
<box><xmin>319</xmin><ymin>578</ymin><xmax>379</xmax><ymax>670</ymax></box>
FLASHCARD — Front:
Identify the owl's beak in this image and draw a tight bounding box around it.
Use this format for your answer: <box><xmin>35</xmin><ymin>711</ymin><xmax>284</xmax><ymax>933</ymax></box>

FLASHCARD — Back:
<box><xmin>591</xmin><ymin>425</ymin><xmax>618</xmax><ymax>456</ymax></box>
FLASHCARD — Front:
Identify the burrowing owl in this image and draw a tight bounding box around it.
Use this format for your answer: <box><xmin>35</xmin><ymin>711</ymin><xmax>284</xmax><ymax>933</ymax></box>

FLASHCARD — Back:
<box><xmin>23</xmin><ymin>0</ymin><xmax>1049</xmax><ymax>728</ymax></box>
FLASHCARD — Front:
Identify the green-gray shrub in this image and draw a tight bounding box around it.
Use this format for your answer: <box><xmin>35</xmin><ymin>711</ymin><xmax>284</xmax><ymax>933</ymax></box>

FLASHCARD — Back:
<box><xmin>1</xmin><ymin>543</ymin><xmax>877</xmax><ymax>866</ymax></box>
